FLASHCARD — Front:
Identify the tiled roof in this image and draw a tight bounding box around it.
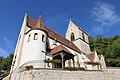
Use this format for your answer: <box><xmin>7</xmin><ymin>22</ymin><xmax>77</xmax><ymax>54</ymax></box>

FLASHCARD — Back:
<box><xmin>50</xmin><ymin>45</ymin><xmax>74</xmax><ymax>55</ymax></box>
<box><xmin>86</xmin><ymin>52</ymin><xmax>95</xmax><ymax>62</ymax></box>
<box><xmin>35</xmin><ymin>17</ymin><xmax>44</xmax><ymax>29</ymax></box>
<box><xmin>26</xmin><ymin>16</ymin><xmax>81</xmax><ymax>53</ymax></box>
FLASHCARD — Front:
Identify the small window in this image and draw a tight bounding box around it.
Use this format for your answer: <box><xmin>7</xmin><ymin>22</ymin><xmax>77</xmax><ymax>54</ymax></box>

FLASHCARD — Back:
<box><xmin>15</xmin><ymin>55</ymin><xmax>17</xmax><ymax>59</ymax></box>
<box><xmin>82</xmin><ymin>32</ymin><xmax>85</xmax><ymax>41</ymax></box>
<box><xmin>42</xmin><ymin>34</ymin><xmax>45</xmax><ymax>42</ymax></box>
<box><xmin>71</xmin><ymin>32</ymin><xmax>75</xmax><ymax>42</ymax></box>
<box><xmin>34</xmin><ymin>33</ymin><xmax>38</xmax><ymax>40</ymax></box>
<box><xmin>19</xmin><ymin>35</ymin><xmax>21</xmax><ymax>40</ymax></box>
<box><xmin>28</xmin><ymin>35</ymin><xmax>31</xmax><ymax>42</ymax></box>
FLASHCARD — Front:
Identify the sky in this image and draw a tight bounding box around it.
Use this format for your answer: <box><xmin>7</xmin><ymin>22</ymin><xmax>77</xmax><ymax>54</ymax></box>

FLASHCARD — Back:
<box><xmin>0</xmin><ymin>0</ymin><xmax>120</xmax><ymax>57</ymax></box>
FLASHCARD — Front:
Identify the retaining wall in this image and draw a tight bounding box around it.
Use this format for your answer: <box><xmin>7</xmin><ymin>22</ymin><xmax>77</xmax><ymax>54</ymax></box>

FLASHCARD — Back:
<box><xmin>18</xmin><ymin>68</ymin><xmax>120</xmax><ymax>80</ymax></box>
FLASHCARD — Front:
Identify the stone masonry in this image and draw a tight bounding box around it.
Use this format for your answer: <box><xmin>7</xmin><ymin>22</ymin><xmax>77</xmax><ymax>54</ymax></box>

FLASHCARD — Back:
<box><xmin>11</xmin><ymin>68</ymin><xmax>120</xmax><ymax>80</ymax></box>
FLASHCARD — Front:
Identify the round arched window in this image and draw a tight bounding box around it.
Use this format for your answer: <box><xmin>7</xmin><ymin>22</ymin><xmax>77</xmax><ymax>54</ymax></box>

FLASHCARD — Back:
<box><xmin>71</xmin><ymin>32</ymin><xmax>75</xmax><ymax>41</ymax></box>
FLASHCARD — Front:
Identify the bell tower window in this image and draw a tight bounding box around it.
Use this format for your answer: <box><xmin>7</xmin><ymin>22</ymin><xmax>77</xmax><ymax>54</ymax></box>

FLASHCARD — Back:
<box><xmin>70</xmin><ymin>32</ymin><xmax>75</xmax><ymax>42</ymax></box>
<box><xmin>82</xmin><ymin>32</ymin><xmax>85</xmax><ymax>41</ymax></box>
<box><xmin>34</xmin><ymin>33</ymin><xmax>38</xmax><ymax>40</ymax></box>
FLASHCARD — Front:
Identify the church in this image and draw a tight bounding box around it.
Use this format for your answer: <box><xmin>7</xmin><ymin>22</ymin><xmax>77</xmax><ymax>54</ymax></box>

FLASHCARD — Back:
<box><xmin>9</xmin><ymin>13</ymin><xmax>105</xmax><ymax>75</ymax></box>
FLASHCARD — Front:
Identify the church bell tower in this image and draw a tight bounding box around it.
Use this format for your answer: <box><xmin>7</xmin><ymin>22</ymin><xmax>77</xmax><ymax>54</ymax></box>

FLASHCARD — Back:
<box><xmin>65</xmin><ymin>19</ymin><xmax>90</xmax><ymax>54</ymax></box>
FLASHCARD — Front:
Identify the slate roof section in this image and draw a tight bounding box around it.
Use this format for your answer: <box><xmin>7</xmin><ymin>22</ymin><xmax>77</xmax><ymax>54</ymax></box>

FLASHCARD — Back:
<box><xmin>26</xmin><ymin>16</ymin><xmax>81</xmax><ymax>53</ymax></box>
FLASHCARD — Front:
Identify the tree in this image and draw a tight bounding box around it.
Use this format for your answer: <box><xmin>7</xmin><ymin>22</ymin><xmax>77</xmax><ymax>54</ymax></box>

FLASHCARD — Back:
<box><xmin>88</xmin><ymin>36</ymin><xmax>95</xmax><ymax>51</ymax></box>
<box><xmin>0</xmin><ymin>54</ymin><xmax>14</xmax><ymax>72</ymax></box>
<box><xmin>89</xmin><ymin>35</ymin><xmax>120</xmax><ymax>67</ymax></box>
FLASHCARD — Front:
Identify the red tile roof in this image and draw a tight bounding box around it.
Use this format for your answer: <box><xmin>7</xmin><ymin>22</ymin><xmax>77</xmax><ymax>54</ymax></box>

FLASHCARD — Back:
<box><xmin>35</xmin><ymin>16</ymin><xmax>44</xmax><ymax>29</ymax></box>
<box><xmin>26</xmin><ymin>16</ymin><xmax>81</xmax><ymax>53</ymax></box>
<box><xmin>50</xmin><ymin>45</ymin><xmax>74</xmax><ymax>56</ymax></box>
<box><xmin>86</xmin><ymin>52</ymin><xmax>95</xmax><ymax>62</ymax></box>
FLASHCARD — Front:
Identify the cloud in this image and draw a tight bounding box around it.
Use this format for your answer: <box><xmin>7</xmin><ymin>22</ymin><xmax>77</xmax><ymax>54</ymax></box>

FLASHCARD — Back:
<box><xmin>0</xmin><ymin>37</ymin><xmax>14</xmax><ymax>57</ymax></box>
<box><xmin>0</xmin><ymin>46</ymin><xmax>8</xmax><ymax>57</ymax></box>
<box><xmin>91</xmin><ymin>1</ymin><xmax>120</xmax><ymax>35</ymax></box>
<box><xmin>3</xmin><ymin>37</ymin><xmax>14</xmax><ymax>50</ymax></box>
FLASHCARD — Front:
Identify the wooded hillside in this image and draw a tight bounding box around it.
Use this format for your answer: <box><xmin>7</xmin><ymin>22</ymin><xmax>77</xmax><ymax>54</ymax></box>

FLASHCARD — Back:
<box><xmin>89</xmin><ymin>35</ymin><xmax>120</xmax><ymax>67</ymax></box>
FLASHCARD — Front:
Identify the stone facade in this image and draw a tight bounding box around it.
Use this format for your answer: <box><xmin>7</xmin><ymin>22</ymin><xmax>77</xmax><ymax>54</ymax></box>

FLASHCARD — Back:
<box><xmin>8</xmin><ymin>68</ymin><xmax>120</xmax><ymax>80</ymax></box>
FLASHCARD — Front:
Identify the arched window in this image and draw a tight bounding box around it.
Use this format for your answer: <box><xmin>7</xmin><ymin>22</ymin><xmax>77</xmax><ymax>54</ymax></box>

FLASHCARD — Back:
<box><xmin>71</xmin><ymin>32</ymin><xmax>75</xmax><ymax>41</ymax></box>
<box><xmin>42</xmin><ymin>34</ymin><xmax>45</xmax><ymax>42</ymax></box>
<box><xmin>28</xmin><ymin>34</ymin><xmax>31</xmax><ymax>42</ymax></box>
<box><xmin>82</xmin><ymin>32</ymin><xmax>85</xmax><ymax>41</ymax></box>
<box><xmin>34</xmin><ymin>33</ymin><xmax>38</xmax><ymax>40</ymax></box>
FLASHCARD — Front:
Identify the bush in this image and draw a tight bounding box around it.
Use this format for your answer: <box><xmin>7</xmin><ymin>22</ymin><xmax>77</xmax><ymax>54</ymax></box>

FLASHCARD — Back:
<box><xmin>25</xmin><ymin>65</ymin><xmax>33</xmax><ymax>70</ymax></box>
<box><xmin>64</xmin><ymin>67</ymin><xmax>85</xmax><ymax>71</ymax></box>
<box><xmin>77</xmin><ymin>67</ymin><xmax>85</xmax><ymax>70</ymax></box>
<box><xmin>44</xmin><ymin>59</ymin><xmax>61</xmax><ymax>63</ymax></box>
<box><xmin>86</xmin><ymin>62</ymin><xmax>100</xmax><ymax>65</ymax></box>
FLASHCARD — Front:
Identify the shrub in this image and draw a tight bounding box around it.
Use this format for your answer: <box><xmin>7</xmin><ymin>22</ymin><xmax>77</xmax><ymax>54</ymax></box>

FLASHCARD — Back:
<box><xmin>86</xmin><ymin>62</ymin><xmax>100</xmax><ymax>65</ymax></box>
<box><xmin>44</xmin><ymin>59</ymin><xmax>61</xmax><ymax>63</ymax></box>
<box><xmin>25</xmin><ymin>65</ymin><xmax>33</xmax><ymax>70</ymax></box>
<box><xmin>64</xmin><ymin>67</ymin><xmax>85</xmax><ymax>71</ymax></box>
<box><xmin>77</xmin><ymin>67</ymin><xmax>85</xmax><ymax>70</ymax></box>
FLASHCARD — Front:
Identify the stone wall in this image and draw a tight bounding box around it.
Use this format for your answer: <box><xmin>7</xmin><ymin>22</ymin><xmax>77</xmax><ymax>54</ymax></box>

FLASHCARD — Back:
<box><xmin>13</xmin><ymin>68</ymin><xmax>119</xmax><ymax>80</ymax></box>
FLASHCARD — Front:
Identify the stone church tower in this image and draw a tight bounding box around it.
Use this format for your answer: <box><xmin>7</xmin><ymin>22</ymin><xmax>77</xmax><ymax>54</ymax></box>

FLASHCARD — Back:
<box><xmin>66</xmin><ymin>20</ymin><xmax>90</xmax><ymax>54</ymax></box>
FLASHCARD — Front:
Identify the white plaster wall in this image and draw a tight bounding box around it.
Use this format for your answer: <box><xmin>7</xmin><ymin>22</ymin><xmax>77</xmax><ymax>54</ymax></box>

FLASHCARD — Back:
<box><xmin>48</xmin><ymin>38</ymin><xmax>61</xmax><ymax>49</ymax></box>
<box><xmin>79</xmin><ymin>29</ymin><xmax>83</xmax><ymax>39</ymax></box>
<box><xmin>94</xmin><ymin>51</ymin><xmax>99</xmax><ymax>62</ymax></box>
<box><xmin>20</xmin><ymin>30</ymin><xmax>47</xmax><ymax>68</ymax></box>
<box><xmin>11</xmin><ymin>13</ymin><xmax>27</xmax><ymax>72</ymax></box>
<box><xmin>80</xmin><ymin>40</ymin><xmax>90</xmax><ymax>54</ymax></box>
<box><xmin>45</xmin><ymin>54</ymin><xmax>53</xmax><ymax>68</ymax></box>
<box><xmin>73</xmin><ymin>39</ymin><xmax>90</xmax><ymax>54</ymax></box>
<box><xmin>65</xmin><ymin>20</ymin><xmax>89</xmax><ymax>44</ymax></box>
<box><xmin>65</xmin><ymin>20</ymin><xmax>90</xmax><ymax>54</ymax></box>
<box><xmin>73</xmin><ymin>39</ymin><xmax>81</xmax><ymax>51</ymax></box>
<box><xmin>65</xmin><ymin>20</ymin><xmax>80</xmax><ymax>41</ymax></box>
<box><xmin>25</xmin><ymin>27</ymin><xmax>31</xmax><ymax>33</ymax></box>
<box><xmin>84</xmin><ymin>33</ymin><xmax>89</xmax><ymax>43</ymax></box>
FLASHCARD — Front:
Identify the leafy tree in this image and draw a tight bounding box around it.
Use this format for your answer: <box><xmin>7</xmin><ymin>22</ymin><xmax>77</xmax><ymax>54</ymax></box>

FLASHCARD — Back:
<box><xmin>0</xmin><ymin>54</ymin><xmax>14</xmax><ymax>72</ymax></box>
<box><xmin>0</xmin><ymin>56</ymin><xmax>3</xmax><ymax>62</ymax></box>
<box><xmin>88</xmin><ymin>36</ymin><xmax>95</xmax><ymax>51</ymax></box>
<box><xmin>89</xmin><ymin>35</ymin><xmax>120</xmax><ymax>67</ymax></box>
